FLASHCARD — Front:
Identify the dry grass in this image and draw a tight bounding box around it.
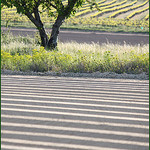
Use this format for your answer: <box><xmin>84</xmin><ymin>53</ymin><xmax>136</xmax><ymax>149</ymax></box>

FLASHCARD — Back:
<box><xmin>1</xmin><ymin>32</ymin><xmax>149</xmax><ymax>74</ymax></box>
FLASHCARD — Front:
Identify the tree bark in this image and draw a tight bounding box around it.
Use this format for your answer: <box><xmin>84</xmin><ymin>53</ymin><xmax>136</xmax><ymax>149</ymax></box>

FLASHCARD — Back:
<box><xmin>26</xmin><ymin>10</ymin><xmax>64</xmax><ymax>50</ymax></box>
<box><xmin>33</xmin><ymin>8</ymin><xmax>49</xmax><ymax>48</ymax></box>
<box><xmin>47</xmin><ymin>15</ymin><xmax>65</xmax><ymax>50</ymax></box>
<box><xmin>25</xmin><ymin>9</ymin><xmax>48</xmax><ymax>48</ymax></box>
<box><xmin>39</xmin><ymin>28</ymin><xmax>49</xmax><ymax>48</ymax></box>
<box><xmin>24</xmin><ymin>1</ymin><xmax>78</xmax><ymax>50</ymax></box>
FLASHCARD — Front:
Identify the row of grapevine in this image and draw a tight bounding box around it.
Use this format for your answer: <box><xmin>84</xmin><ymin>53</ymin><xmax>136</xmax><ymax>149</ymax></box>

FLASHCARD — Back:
<box><xmin>65</xmin><ymin>17</ymin><xmax>149</xmax><ymax>28</ymax></box>
<box><xmin>1</xmin><ymin>6</ymin><xmax>55</xmax><ymax>23</ymax></box>
<box><xmin>126</xmin><ymin>6</ymin><xmax>149</xmax><ymax>20</ymax></box>
<box><xmin>109</xmin><ymin>0</ymin><xmax>149</xmax><ymax>18</ymax></box>
<box><xmin>144</xmin><ymin>14</ymin><xmax>149</xmax><ymax>20</ymax></box>
<box><xmin>96</xmin><ymin>0</ymin><xmax>117</xmax><ymax>8</ymax></box>
<box><xmin>42</xmin><ymin>0</ymin><xmax>107</xmax><ymax>17</ymax></box>
<box><xmin>91</xmin><ymin>0</ymin><xmax>137</xmax><ymax>17</ymax></box>
<box><xmin>1</xmin><ymin>0</ymin><xmax>149</xmax><ymax>31</ymax></box>
<box><xmin>75</xmin><ymin>0</ymin><xmax>117</xmax><ymax>17</ymax></box>
<box><xmin>78</xmin><ymin>0</ymin><xmax>107</xmax><ymax>11</ymax></box>
<box><xmin>99</xmin><ymin>0</ymin><xmax>127</xmax><ymax>11</ymax></box>
<box><xmin>2</xmin><ymin>10</ymin><xmax>17</xmax><ymax>15</ymax></box>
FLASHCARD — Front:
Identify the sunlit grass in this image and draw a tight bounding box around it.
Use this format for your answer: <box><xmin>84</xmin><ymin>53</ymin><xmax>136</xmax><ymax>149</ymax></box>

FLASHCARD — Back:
<box><xmin>1</xmin><ymin>32</ymin><xmax>149</xmax><ymax>74</ymax></box>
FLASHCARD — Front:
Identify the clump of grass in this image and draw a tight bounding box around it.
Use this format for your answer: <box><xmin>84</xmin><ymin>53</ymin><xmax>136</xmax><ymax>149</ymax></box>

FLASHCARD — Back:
<box><xmin>1</xmin><ymin>31</ymin><xmax>40</xmax><ymax>55</ymax></box>
<box><xmin>1</xmin><ymin>32</ymin><xmax>149</xmax><ymax>75</ymax></box>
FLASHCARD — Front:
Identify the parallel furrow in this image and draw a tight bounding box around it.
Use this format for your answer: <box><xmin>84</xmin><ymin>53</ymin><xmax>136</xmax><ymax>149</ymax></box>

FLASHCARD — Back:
<box><xmin>1</xmin><ymin>75</ymin><xmax>149</xmax><ymax>150</ymax></box>
<box><xmin>1</xmin><ymin>85</ymin><xmax>148</xmax><ymax>95</ymax></box>
<box><xmin>2</xmin><ymin>99</ymin><xmax>149</xmax><ymax>116</ymax></box>
<box><xmin>2</xmin><ymin>87</ymin><xmax>148</xmax><ymax>97</ymax></box>
<box><xmin>1</xmin><ymin>138</ymin><xmax>127</xmax><ymax>150</ymax></box>
<box><xmin>2</xmin><ymin>93</ymin><xmax>148</xmax><ymax>110</ymax></box>
<box><xmin>2</xmin><ymin>130</ymin><xmax>148</xmax><ymax>146</ymax></box>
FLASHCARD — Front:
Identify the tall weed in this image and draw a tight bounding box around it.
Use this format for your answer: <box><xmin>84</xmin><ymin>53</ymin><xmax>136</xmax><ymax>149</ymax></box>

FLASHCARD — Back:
<box><xmin>1</xmin><ymin>33</ymin><xmax>149</xmax><ymax>74</ymax></box>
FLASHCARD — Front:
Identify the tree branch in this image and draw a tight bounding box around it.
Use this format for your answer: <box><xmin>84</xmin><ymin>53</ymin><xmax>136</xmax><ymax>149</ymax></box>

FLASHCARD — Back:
<box><xmin>34</xmin><ymin>0</ymin><xmax>41</xmax><ymax>9</ymax></box>
<box><xmin>54</xmin><ymin>0</ymin><xmax>64</xmax><ymax>10</ymax></box>
<box><xmin>25</xmin><ymin>11</ymin><xmax>43</xmax><ymax>29</ymax></box>
<box><xmin>45</xmin><ymin>0</ymin><xmax>57</xmax><ymax>9</ymax></box>
<box><xmin>64</xmin><ymin>0</ymin><xmax>77</xmax><ymax>17</ymax></box>
<box><xmin>34</xmin><ymin>7</ymin><xmax>42</xmax><ymax>23</ymax></box>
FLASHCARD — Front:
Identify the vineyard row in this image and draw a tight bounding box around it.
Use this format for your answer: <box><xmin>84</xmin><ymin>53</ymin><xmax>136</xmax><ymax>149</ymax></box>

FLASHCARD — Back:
<box><xmin>126</xmin><ymin>6</ymin><xmax>149</xmax><ymax>19</ymax></box>
<box><xmin>110</xmin><ymin>0</ymin><xmax>149</xmax><ymax>18</ymax></box>
<box><xmin>92</xmin><ymin>0</ymin><xmax>138</xmax><ymax>17</ymax></box>
<box><xmin>75</xmin><ymin>0</ymin><xmax>117</xmax><ymax>17</ymax></box>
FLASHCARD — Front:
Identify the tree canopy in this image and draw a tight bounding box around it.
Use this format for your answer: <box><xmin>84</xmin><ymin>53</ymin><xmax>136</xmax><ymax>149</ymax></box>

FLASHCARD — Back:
<box><xmin>2</xmin><ymin>0</ymin><xmax>98</xmax><ymax>49</ymax></box>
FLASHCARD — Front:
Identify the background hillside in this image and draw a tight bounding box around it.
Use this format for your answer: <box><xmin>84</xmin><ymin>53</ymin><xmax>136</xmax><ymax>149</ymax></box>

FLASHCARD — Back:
<box><xmin>1</xmin><ymin>0</ymin><xmax>149</xmax><ymax>33</ymax></box>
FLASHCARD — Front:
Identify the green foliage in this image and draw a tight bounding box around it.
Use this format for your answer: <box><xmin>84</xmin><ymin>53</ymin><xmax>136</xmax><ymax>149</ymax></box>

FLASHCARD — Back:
<box><xmin>1</xmin><ymin>50</ymin><xmax>13</xmax><ymax>70</ymax></box>
<box><xmin>1</xmin><ymin>0</ymin><xmax>98</xmax><ymax>49</ymax></box>
<box><xmin>1</xmin><ymin>30</ymin><xmax>149</xmax><ymax>75</ymax></box>
<box><xmin>1</xmin><ymin>0</ymin><xmax>36</xmax><ymax>14</ymax></box>
<box><xmin>1</xmin><ymin>46</ymin><xmax>149</xmax><ymax>74</ymax></box>
<box><xmin>1</xmin><ymin>31</ymin><xmax>39</xmax><ymax>55</ymax></box>
<box><xmin>1</xmin><ymin>0</ymin><xmax>97</xmax><ymax>18</ymax></box>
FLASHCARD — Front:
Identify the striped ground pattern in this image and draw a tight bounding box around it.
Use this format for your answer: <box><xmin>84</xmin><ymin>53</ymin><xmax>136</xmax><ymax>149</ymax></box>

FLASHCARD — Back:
<box><xmin>1</xmin><ymin>75</ymin><xmax>149</xmax><ymax>150</ymax></box>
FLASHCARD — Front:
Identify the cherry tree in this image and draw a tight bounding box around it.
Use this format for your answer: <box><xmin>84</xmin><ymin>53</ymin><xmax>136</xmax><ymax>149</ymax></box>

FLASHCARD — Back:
<box><xmin>2</xmin><ymin>0</ymin><xmax>98</xmax><ymax>49</ymax></box>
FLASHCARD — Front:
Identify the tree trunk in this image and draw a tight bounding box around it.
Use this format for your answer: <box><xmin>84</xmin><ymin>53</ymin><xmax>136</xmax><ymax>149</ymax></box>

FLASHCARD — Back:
<box><xmin>47</xmin><ymin>15</ymin><xmax>65</xmax><ymax>50</ymax></box>
<box><xmin>39</xmin><ymin>27</ymin><xmax>49</xmax><ymax>48</ymax></box>
<box><xmin>26</xmin><ymin>10</ymin><xmax>65</xmax><ymax>50</ymax></box>
<box><xmin>25</xmin><ymin>10</ymin><xmax>48</xmax><ymax>48</ymax></box>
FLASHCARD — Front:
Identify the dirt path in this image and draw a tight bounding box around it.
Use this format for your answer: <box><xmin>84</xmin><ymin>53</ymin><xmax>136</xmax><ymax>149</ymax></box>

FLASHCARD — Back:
<box><xmin>1</xmin><ymin>75</ymin><xmax>149</xmax><ymax>150</ymax></box>
<box><xmin>1</xmin><ymin>27</ymin><xmax>149</xmax><ymax>45</ymax></box>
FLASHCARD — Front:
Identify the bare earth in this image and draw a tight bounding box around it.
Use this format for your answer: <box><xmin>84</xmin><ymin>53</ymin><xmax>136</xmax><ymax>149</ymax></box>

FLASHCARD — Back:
<box><xmin>1</xmin><ymin>75</ymin><xmax>149</xmax><ymax>150</ymax></box>
<box><xmin>1</xmin><ymin>27</ymin><xmax>149</xmax><ymax>45</ymax></box>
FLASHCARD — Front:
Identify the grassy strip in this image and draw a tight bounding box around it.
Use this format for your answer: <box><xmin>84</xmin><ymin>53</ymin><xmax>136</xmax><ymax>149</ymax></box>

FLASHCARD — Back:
<box><xmin>1</xmin><ymin>32</ymin><xmax>149</xmax><ymax>74</ymax></box>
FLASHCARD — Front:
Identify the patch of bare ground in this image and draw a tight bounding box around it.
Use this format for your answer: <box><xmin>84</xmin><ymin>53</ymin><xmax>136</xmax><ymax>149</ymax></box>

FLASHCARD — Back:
<box><xmin>1</xmin><ymin>70</ymin><xmax>149</xmax><ymax>80</ymax></box>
